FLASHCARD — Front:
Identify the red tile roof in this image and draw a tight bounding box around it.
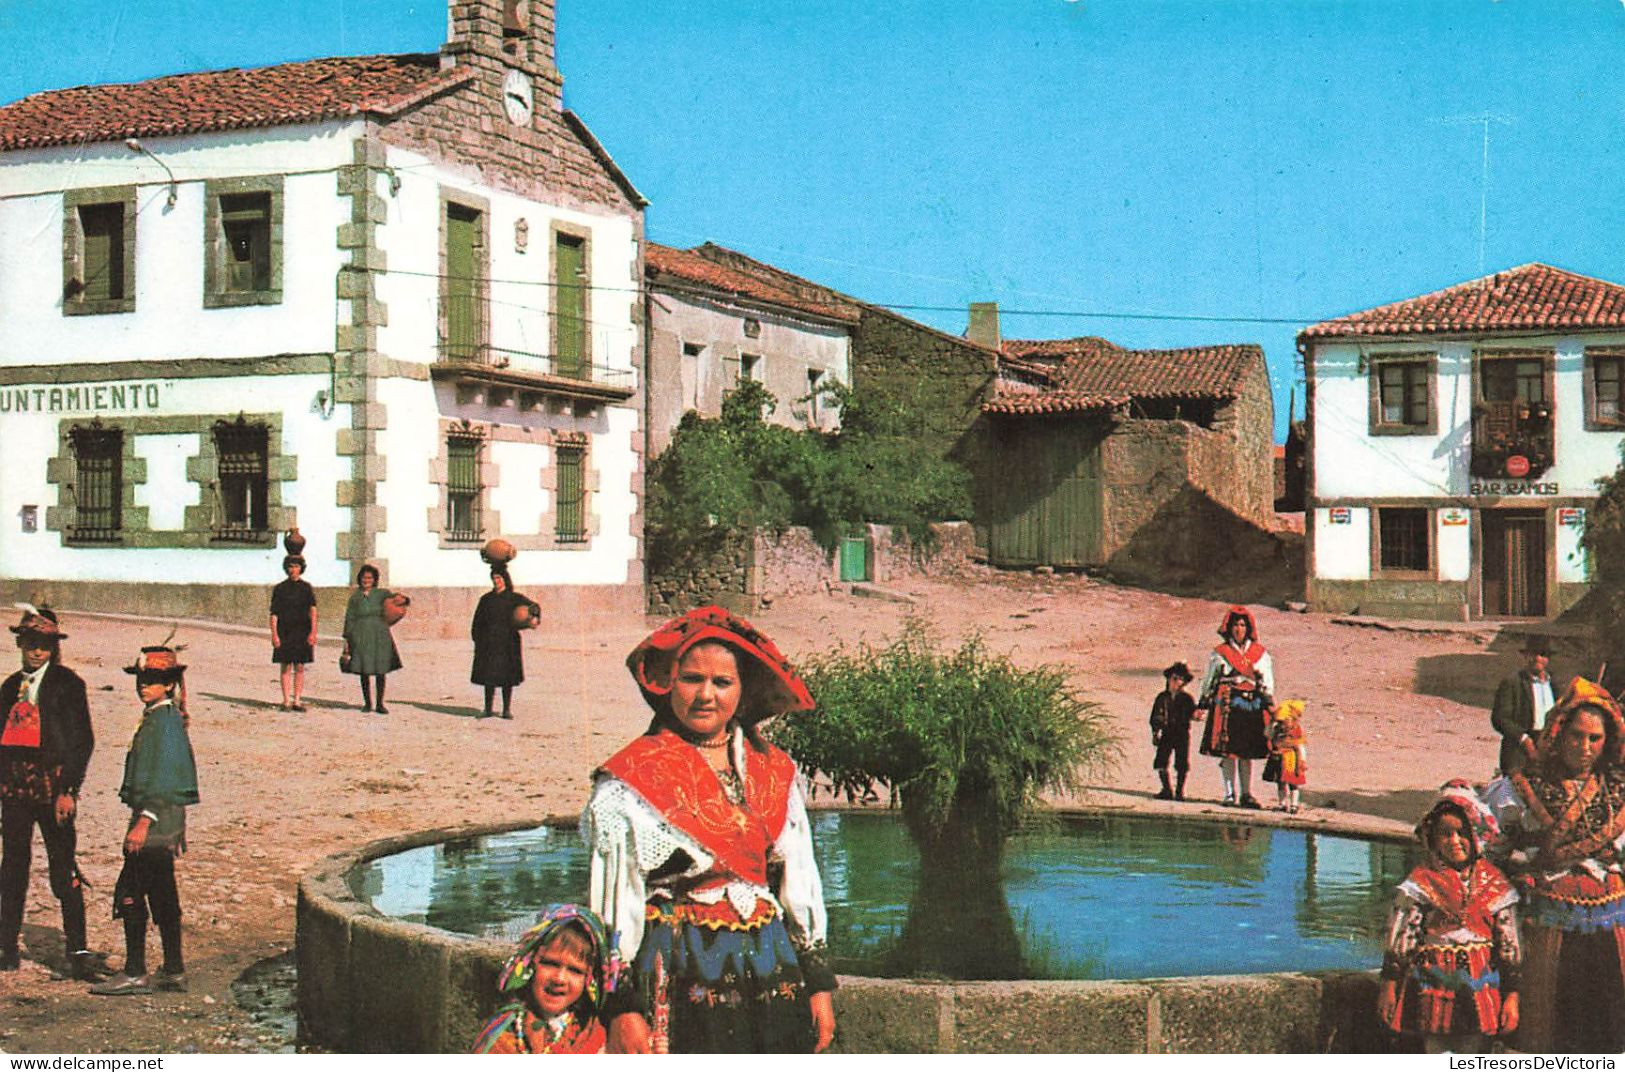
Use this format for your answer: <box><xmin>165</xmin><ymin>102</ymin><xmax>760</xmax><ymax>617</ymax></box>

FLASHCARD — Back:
<box><xmin>646</xmin><ymin>243</ymin><xmax>859</xmax><ymax>324</ymax></box>
<box><xmin>1299</xmin><ymin>263</ymin><xmax>1625</xmax><ymax>342</ymax></box>
<box><xmin>985</xmin><ymin>337</ymin><xmax>1261</xmax><ymax>416</ymax></box>
<box><xmin>0</xmin><ymin>54</ymin><xmax>462</xmax><ymax>151</ymax></box>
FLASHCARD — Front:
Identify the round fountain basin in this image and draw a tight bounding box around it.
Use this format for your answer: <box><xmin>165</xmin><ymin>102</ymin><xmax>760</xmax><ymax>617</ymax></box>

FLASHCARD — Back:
<box><xmin>346</xmin><ymin>811</ymin><xmax>1412</xmax><ymax>981</ymax></box>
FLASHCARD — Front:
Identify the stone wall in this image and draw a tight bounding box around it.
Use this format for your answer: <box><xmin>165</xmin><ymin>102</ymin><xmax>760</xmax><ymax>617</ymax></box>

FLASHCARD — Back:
<box><xmin>645</xmin><ymin>529</ymin><xmax>755</xmax><ymax>617</ymax></box>
<box><xmin>869</xmin><ymin>521</ymin><xmax>978</xmax><ymax>583</ymax></box>
<box><xmin>849</xmin><ymin>306</ymin><xmax>1000</xmax><ymax>462</ymax></box>
<box><xmin>752</xmin><ymin>526</ymin><xmax>833</xmax><ymax>602</ymax></box>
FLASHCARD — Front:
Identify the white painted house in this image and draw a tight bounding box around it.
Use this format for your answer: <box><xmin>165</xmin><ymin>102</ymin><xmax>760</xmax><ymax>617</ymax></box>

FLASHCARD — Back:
<box><xmin>1301</xmin><ymin>263</ymin><xmax>1625</xmax><ymax>621</ymax></box>
<box><xmin>0</xmin><ymin>0</ymin><xmax>647</xmax><ymax>631</ymax></box>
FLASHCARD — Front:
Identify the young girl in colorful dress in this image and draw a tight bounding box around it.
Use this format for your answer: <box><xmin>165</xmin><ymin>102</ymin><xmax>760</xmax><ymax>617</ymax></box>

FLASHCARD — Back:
<box><xmin>472</xmin><ymin>904</ymin><xmax>616</xmax><ymax>1054</ymax></box>
<box><xmin>1264</xmin><ymin>699</ymin><xmax>1308</xmax><ymax>813</ymax></box>
<box><xmin>1378</xmin><ymin>780</ymin><xmax>1520</xmax><ymax>1054</ymax></box>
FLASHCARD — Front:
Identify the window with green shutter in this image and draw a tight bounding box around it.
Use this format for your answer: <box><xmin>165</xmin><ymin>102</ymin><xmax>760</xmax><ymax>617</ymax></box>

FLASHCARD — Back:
<box><xmin>554</xmin><ymin>232</ymin><xmax>587</xmax><ymax>379</ymax></box>
<box><xmin>446</xmin><ymin>434</ymin><xmax>483</xmax><ymax>540</ymax></box>
<box><xmin>78</xmin><ymin>203</ymin><xmax>125</xmax><ymax>302</ymax></box>
<box><xmin>444</xmin><ymin>203</ymin><xmax>484</xmax><ymax>362</ymax></box>
<box><xmin>63</xmin><ymin>187</ymin><xmax>136</xmax><ymax>315</ymax></box>
<box><xmin>555</xmin><ymin>446</ymin><xmax>586</xmax><ymax>543</ymax></box>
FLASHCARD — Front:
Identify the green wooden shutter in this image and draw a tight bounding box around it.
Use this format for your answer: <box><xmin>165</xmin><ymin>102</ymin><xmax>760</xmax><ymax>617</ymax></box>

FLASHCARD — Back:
<box><xmin>555</xmin><ymin>234</ymin><xmax>586</xmax><ymax>378</ymax></box>
<box><xmin>79</xmin><ymin>203</ymin><xmax>123</xmax><ymax>302</ymax></box>
<box><xmin>446</xmin><ymin>205</ymin><xmax>481</xmax><ymax>362</ymax></box>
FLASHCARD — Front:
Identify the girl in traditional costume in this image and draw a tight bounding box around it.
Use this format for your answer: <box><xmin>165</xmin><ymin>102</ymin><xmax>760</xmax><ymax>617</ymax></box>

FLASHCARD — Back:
<box><xmin>1263</xmin><ymin>699</ymin><xmax>1308</xmax><ymax>813</ymax></box>
<box><xmin>472</xmin><ymin>904</ymin><xmax>614</xmax><ymax>1054</ymax></box>
<box><xmin>90</xmin><ymin>644</ymin><xmax>199</xmax><ymax>996</ymax></box>
<box><xmin>1484</xmin><ymin>677</ymin><xmax>1625</xmax><ymax>1052</ymax></box>
<box><xmin>1197</xmin><ymin>605</ymin><xmax>1274</xmax><ymax>808</ymax></box>
<box><xmin>1379</xmin><ymin>780</ymin><xmax>1520</xmax><ymax>1053</ymax></box>
<box><xmin>582</xmin><ymin>606</ymin><xmax>835</xmax><ymax>1054</ymax></box>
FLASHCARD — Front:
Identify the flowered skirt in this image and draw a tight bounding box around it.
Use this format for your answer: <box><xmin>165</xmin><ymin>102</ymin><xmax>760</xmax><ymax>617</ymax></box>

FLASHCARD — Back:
<box><xmin>1383</xmin><ymin>942</ymin><xmax>1505</xmax><ymax>1037</ymax></box>
<box><xmin>632</xmin><ymin>898</ymin><xmax>815</xmax><ymax>1054</ymax></box>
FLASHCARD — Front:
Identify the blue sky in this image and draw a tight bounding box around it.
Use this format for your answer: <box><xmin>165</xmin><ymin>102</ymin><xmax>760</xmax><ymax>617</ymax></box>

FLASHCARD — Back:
<box><xmin>3</xmin><ymin>0</ymin><xmax>1623</xmax><ymax>439</ymax></box>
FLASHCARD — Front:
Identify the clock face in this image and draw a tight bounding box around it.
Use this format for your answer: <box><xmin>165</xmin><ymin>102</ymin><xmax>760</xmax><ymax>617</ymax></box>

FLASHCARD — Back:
<box><xmin>503</xmin><ymin>69</ymin><xmax>534</xmax><ymax>126</ymax></box>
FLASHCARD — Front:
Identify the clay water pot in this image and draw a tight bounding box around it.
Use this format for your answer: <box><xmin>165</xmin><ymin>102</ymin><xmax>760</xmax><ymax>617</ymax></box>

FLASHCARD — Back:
<box><xmin>382</xmin><ymin>593</ymin><xmax>411</xmax><ymax>627</ymax></box>
<box><xmin>283</xmin><ymin>528</ymin><xmax>307</xmax><ymax>555</ymax></box>
<box><xmin>512</xmin><ymin>599</ymin><xmax>541</xmax><ymax>630</ymax></box>
<box><xmin>480</xmin><ymin>538</ymin><xmax>517</xmax><ymax>565</ymax></box>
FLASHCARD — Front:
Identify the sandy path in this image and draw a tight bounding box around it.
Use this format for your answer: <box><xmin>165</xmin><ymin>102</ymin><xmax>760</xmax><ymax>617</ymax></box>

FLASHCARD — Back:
<box><xmin>0</xmin><ymin>571</ymin><xmax>1527</xmax><ymax>1052</ymax></box>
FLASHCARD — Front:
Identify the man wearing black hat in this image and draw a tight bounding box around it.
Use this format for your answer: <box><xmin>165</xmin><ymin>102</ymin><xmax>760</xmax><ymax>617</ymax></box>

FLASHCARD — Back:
<box><xmin>1490</xmin><ymin>635</ymin><xmax>1555</xmax><ymax>776</ymax></box>
<box><xmin>1150</xmin><ymin>661</ymin><xmax>1197</xmax><ymax>801</ymax></box>
<box><xmin>0</xmin><ymin>606</ymin><xmax>98</xmax><ymax>979</ymax></box>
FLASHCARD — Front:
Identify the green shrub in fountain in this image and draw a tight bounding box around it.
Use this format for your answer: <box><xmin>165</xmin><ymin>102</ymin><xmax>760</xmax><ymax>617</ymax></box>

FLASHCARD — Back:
<box><xmin>772</xmin><ymin>621</ymin><xmax>1119</xmax><ymax>979</ymax></box>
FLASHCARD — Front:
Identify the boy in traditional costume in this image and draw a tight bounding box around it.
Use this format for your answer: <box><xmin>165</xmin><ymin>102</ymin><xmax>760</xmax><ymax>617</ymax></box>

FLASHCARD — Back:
<box><xmin>1149</xmin><ymin>662</ymin><xmax>1196</xmax><ymax>801</ymax></box>
<box><xmin>472</xmin><ymin>904</ymin><xmax>614</xmax><ymax>1054</ymax></box>
<box><xmin>1263</xmin><ymin>699</ymin><xmax>1308</xmax><ymax>813</ymax></box>
<box><xmin>1379</xmin><ymin>780</ymin><xmax>1520</xmax><ymax>1053</ymax></box>
<box><xmin>0</xmin><ymin>606</ymin><xmax>100</xmax><ymax>980</ymax></box>
<box><xmin>91</xmin><ymin>643</ymin><xmax>199</xmax><ymax>996</ymax></box>
<box><xmin>1197</xmin><ymin>606</ymin><xmax>1274</xmax><ymax>809</ymax></box>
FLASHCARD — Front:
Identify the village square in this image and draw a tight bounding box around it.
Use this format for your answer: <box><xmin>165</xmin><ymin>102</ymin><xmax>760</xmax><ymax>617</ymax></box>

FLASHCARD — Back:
<box><xmin>2</xmin><ymin>0</ymin><xmax>1625</xmax><ymax>1057</ymax></box>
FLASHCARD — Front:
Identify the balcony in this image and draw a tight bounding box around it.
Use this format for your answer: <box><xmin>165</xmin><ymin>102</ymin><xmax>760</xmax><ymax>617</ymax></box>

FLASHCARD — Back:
<box><xmin>1470</xmin><ymin>400</ymin><xmax>1553</xmax><ymax>480</ymax></box>
<box><xmin>434</xmin><ymin>296</ymin><xmax>635</xmax><ymax>407</ymax></box>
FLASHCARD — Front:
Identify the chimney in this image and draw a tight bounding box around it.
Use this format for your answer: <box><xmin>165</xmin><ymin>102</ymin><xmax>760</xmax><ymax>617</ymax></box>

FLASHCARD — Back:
<box><xmin>967</xmin><ymin>301</ymin><xmax>1001</xmax><ymax>350</ymax></box>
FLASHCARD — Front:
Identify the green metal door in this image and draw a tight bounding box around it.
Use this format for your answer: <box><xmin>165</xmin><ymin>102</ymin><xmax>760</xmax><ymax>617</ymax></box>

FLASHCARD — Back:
<box><xmin>985</xmin><ymin>419</ymin><xmax>1104</xmax><ymax>568</ymax></box>
<box><xmin>838</xmin><ymin>535</ymin><xmax>870</xmax><ymax>581</ymax></box>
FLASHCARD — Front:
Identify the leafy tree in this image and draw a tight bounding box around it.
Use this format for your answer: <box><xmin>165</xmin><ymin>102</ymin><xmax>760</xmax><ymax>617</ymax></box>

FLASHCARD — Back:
<box><xmin>771</xmin><ymin>621</ymin><xmax>1119</xmax><ymax>978</ymax></box>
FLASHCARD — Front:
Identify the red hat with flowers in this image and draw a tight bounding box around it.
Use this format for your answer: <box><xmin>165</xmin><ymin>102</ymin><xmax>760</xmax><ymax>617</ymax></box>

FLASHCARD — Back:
<box><xmin>627</xmin><ymin>605</ymin><xmax>814</xmax><ymax>724</ymax></box>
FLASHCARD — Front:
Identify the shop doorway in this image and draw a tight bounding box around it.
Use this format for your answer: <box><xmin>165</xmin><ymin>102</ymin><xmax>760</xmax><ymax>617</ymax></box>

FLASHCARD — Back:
<box><xmin>1481</xmin><ymin>510</ymin><xmax>1547</xmax><ymax>617</ymax></box>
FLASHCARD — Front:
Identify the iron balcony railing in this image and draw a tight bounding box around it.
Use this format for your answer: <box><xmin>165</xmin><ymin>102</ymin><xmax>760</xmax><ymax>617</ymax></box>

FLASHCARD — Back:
<box><xmin>438</xmin><ymin>295</ymin><xmax>635</xmax><ymax>392</ymax></box>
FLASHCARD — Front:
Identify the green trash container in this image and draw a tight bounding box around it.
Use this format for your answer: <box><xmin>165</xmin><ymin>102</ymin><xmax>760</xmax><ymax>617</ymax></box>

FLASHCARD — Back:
<box><xmin>838</xmin><ymin>535</ymin><xmax>870</xmax><ymax>582</ymax></box>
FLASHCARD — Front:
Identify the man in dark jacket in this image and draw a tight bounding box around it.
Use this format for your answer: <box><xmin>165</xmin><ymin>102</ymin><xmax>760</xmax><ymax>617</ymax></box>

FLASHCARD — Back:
<box><xmin>1489</xmin><ymin>635</ymin><xmax>1555</xmax><ymax>776</ymax></box>
<box><xmin>0</xmin><ymin>606</ymin><xmax>98</xmax><ymax>979</ymax></box>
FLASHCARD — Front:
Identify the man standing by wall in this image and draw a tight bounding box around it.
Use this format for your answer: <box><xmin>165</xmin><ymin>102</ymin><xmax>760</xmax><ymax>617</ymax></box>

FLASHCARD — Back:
<box><xmin>0</xmin><ymin>606</ymin><xmax>98</xmax><ymax>979</ymax></box>
<box><xmin>1489</xmin><ymin>635</ymin><xmax>1555</xmax><ymax>776</ymax></box>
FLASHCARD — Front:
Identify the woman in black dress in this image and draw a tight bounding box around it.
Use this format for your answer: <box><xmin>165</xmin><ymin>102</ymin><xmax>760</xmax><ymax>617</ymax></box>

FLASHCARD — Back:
<box><xmin>269</xmin><ymin>555</ymin><xmax>317</xmax><ymax>712</ymax></box>
<box><xmin>470</xmin><ymin>567</ymin><xmax>533</xmax><ymax>719</ymax></box>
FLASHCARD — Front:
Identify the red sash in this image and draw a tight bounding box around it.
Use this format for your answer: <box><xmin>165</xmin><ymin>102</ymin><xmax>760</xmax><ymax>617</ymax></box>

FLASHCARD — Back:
<box><xmin>1407</xmin><ymin>860</ymin><xmax>1514</xmax><ymax>938</ymax></box>
<box><xmin>1214</xmin><ymin>641</ymin><xmax>1265</xmax><ymax>680</ymax></box>
<box><xmin>0</xmin><ymin>700</ymin><xmax>40</xmax><ymax>749</ymax></box>
<box><xmin>599</xmin><ymin>730</ymin><xmax>797</xmax><ymax>886</ymax></box>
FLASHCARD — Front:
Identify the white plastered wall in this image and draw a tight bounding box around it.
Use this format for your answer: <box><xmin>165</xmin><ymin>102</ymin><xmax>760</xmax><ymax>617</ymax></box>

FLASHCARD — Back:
<box><xmin>1313</xmin><ymin>507</ymin><xmax>1370</xmax><ymax>580</ymax></box>
<box><xmin>0</xmin><ymin>122</ymin><xmax>360</xmax><ymax>366</ymax></box>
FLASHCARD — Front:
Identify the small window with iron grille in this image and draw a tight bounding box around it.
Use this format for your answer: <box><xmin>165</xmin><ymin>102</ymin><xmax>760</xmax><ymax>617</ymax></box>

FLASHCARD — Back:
<box><xmin>1377</xmin><ymin>507</ymin><xmax>1431</xmax><ymax>574</ymax></box>
<box><xmin>446</xmin><ymin>433</ymin><xmax>483</xmax><ymax>541</ymax></box>
<box><xmin>213</xmin><ymin>418</ymin><xmax>269</xmax><ymax>539</ymax></box>
<box><xmin>69</xmin><ymin>425</ymin><xmax>123</xmax><ymax>542</ymax></box>
<box><xmin>555</xmin><ymin>446</ymin><xmax>587</xmax><ymax>543</ymax></box>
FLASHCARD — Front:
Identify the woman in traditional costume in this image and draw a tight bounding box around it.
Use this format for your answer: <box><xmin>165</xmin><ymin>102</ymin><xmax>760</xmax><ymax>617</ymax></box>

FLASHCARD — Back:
<box><xmin>470</xmin><ymin>567</ymin><xmax>532</xmax><ymax>719</ymax></box>
<box><xmin>1379</xmin><ymin>780</ymin><xmax>1520</xmax><ymax>1052</ymax></box>
<box><xmin>1197</xmin><ymin>605</ymin><xmax>1274</xmax><ymax>808</ymax></box>
<box><xmin>341</xmin><ymin>564</ymin><xmax>403</xmax><ymax>715</ymax></box>
<box><xmin>582</xmin><ymin>606</ymin><xmax>835</xmax><ymax>1054</ymax></box>
<box><xmin>1484</xmin><ymin>677</ymin><xmax>1625</xmax><ymax>1052</ymax></box>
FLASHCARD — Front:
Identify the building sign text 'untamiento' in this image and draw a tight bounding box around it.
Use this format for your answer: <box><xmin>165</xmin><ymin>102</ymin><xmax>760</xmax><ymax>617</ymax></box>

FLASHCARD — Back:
<box><xmin>0</xmin><ymin>382</ymin><xmax>165</xmax><ymax>416</ymax></box>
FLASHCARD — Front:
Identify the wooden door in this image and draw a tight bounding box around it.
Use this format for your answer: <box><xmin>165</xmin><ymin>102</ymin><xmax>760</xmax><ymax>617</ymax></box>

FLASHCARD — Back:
<box><xmin>985</xmin><ymin>420</ymin><xmax>1104</xmax><ymax>568</ymax></box>
<box><xmin>1482</xmin><ymin>511</ymin><xmax>1547</xmax><ymax>617</ymax></box>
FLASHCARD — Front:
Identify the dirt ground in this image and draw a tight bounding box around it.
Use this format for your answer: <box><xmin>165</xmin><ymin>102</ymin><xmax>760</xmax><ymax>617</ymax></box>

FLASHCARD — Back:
<box><xmin>0</xmin><ymin>568</ymin><xmax>1550</xmax><ymax>1053</ymax></box>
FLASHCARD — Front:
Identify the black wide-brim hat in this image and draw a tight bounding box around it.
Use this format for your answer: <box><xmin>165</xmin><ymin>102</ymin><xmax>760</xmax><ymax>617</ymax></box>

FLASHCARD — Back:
<box><xmin>1162</xmin><ymin>661</ymin><xmax>1193</xmax><ymax>681</ymax></box>
<box><xmin>10</xmin><ymin>606</ymin><xmax>65</xmax><ymax>641</ymax></box>
<box><xmin>1520</xmin><ymin>635</ymin><xmax>1551</xmax><ymax>656</ymax></box>
<box><xmin>123</xmin><ymin>645</ymin><xmax>187</xmax><ymax>676</ymax></box>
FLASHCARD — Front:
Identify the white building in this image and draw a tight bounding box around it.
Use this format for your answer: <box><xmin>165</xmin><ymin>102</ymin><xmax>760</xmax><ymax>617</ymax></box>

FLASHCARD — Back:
<box><xmin>1302</xmin><ymin>263</ymin><xmax>1625</xmax><ymax>620</ymax></box>
<box><xmin>644</xmin><ymin>243</ymin><xmax>855</xmax><ymax>458</ymax></box>
<box><xmin>0</xmin><ymin>0</ymin><xmax>647</xmax><ymax>632</ymax></box>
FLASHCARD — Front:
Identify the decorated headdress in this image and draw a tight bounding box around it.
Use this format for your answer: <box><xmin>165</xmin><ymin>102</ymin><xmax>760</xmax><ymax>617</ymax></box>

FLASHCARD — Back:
<box><xmin>627</xmin><ymin>605</ymin><xmax>814</xmax><ymax>725</ymax></box>
<box><xmin>496</xmin><ymin>904</ymin><xmax>618</xmax><ymax>1011</ymax></box>
<box><xmin>123</xmin><ymin>627</ymin><xmax>187</xmax><ymax>679</ymax></box>
<box><xmin>1274</xmin><ymin>699</ymin><xmax>1305</xmax><ymax>723</ymax></box>
<box><xmin>1535</xmin><ymin>676</ymin><xmax>1625</xmax><ymax>768</ymax></box>
<box><xmin>10</xmin><ymin>603</ymin><xmax>66</xmax><ymax>642</ymax></box>
<box><xmin>1415</xmin><ymin>778</ymin><xmax>1500</xmax><ymax>858</ymax></box>
<box><xmin>1217</xmin><ymin>605</ymin><xmax>1258</xmax><ymax>643</ymax></box>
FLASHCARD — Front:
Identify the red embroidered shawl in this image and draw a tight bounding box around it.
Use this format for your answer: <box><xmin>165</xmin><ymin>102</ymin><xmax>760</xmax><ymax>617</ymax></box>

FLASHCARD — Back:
<box><xmin>1405</xmin><ymin>859</ymin><xmax>1515</xmax><ymax>938</ymax></box>
<box><xmin>599</xmin><ymin>730</ymin><xmax>798</xmax><ymax>886</ymax></box>
<box><xmin>1213</xmin><ymin>640</ymin><xmax>1266</xmax><ymax>680</ymax></box>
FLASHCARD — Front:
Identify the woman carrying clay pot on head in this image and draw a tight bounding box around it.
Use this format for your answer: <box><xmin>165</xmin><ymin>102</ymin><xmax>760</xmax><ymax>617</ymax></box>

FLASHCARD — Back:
<box><xmin>341</xmin><ymin>564</ymin><xmax>406</xmax><ymax>715</ymax></box>
<box><xmin>470</xmin><ymin>565</ymin><xmax>535</xmax><ymax>719</ymax></box>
